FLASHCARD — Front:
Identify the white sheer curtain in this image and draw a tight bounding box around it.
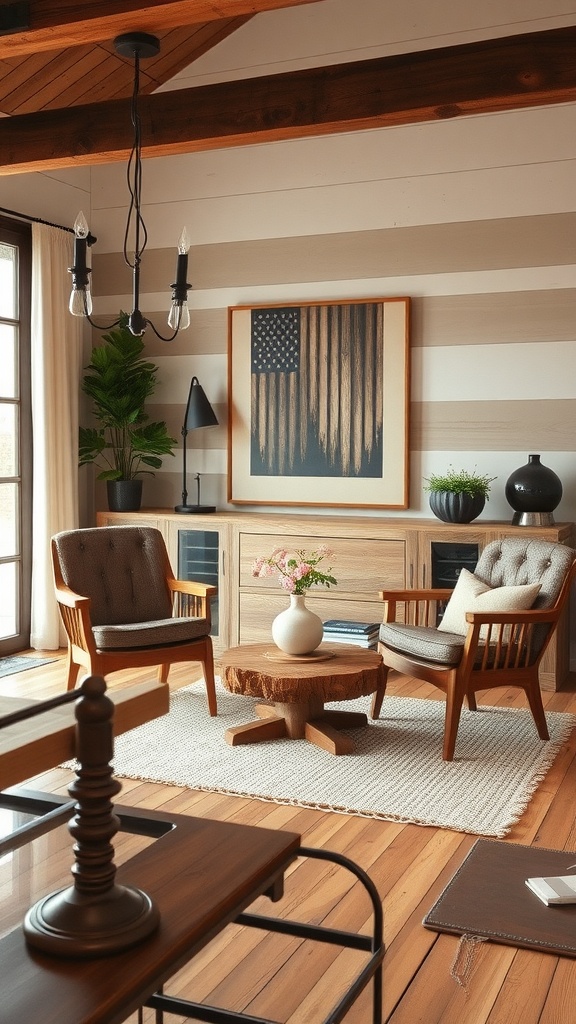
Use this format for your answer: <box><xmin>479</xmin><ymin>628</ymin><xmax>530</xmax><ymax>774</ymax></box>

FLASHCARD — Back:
<box><xmin>30</xmin><ymin>223</ymin><xmax>83</xmax><ymax>650</ymax></box>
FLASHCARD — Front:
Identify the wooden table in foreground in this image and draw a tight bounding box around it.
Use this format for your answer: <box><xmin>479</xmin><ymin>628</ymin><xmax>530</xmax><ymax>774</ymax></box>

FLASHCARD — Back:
<box><xmin>221</xmin><ymin>642</ymin><xmax>386</xmax><ymax>754</ymax></box>
<box><xmin>0</xmin><ymin>805</ymin><xmax>300</xmax><ymax>1023</ymax></box>
<box><xmin>0</xmin><ymin>681</ymin><xmax>169</xmax><ymax>790</ymax></box>
<box><xmin>0</xmin><ymin>799</ymin><xmax>383</xmax><ymax>1024</ymax></box>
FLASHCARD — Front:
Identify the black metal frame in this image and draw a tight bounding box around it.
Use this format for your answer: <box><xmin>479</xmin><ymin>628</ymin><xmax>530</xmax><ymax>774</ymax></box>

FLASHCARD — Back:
<box><xmin>142</xmin><ymin>845</ymin><xmax>384</xmax><ymax>1024</ymax></box>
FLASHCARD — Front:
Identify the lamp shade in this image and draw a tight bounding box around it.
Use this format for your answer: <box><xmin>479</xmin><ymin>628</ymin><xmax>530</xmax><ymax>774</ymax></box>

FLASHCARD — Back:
<box><xmin>175</xmin><ymin>376</ymin><xmax>218</xmax><ymax>514</ymax></box>
<box><xmin>184</xmin><ymin>377</ymin><xmax>218</xmax><ymax>429</ymax></box>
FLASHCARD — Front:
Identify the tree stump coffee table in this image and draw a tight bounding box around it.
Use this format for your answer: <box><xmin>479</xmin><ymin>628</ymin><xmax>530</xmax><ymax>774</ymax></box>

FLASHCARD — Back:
<box><xmin>221</xmin><ymin>643</ymin><xmax>385</xmax><ymax>755</ymax></box>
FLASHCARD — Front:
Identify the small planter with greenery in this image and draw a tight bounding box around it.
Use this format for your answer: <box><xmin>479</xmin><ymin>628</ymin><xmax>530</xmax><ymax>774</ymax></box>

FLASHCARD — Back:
<box><xmin>424</xmin><ymin>468</ymin><xmax>496</xmax><ymax>523</ymax></box>
<box><xmin>79</xmin><ymin>317</ymin><xmax>178</xmax><ymax>510</ymax></box>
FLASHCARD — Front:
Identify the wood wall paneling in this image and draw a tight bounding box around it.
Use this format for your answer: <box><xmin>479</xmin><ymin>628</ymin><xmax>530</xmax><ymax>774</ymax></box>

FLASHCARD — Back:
<box><xmin>91</xmin><ymin>214</ymin><xmax>576</xmax><ymax>295</ymax></box>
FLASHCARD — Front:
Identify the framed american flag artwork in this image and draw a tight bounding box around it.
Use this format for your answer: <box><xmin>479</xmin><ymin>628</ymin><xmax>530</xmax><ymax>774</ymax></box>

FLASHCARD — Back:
<box><xmin>227</xmin><ymin>297</ymin><xmax>410</xmax><ymax>508</ymax></box>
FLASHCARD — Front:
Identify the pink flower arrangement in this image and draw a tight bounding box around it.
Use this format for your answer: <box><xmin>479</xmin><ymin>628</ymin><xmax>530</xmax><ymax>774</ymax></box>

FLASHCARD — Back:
<box><xmin>251</xmin><ymin>545</ymin><xmax>337</xmax><ymax>595</ymax></box>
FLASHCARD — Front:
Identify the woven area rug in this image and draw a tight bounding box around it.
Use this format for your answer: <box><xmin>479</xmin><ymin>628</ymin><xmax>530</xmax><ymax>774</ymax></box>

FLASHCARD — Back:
<box><xmin>67</xmin><ymin>684</ymin><xmax>575</xmax><ymax>838</ymax></box>
<box><xmin>0</xmin><ymin>655</ymin><xmax>56</xmax><ymax>678</ymax></box>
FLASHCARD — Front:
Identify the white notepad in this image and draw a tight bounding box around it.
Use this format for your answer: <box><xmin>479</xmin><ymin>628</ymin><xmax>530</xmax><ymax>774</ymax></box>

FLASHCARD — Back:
<box><xmin>525</xmin><ymin>875</ymin><xmax>576</xmax><ymax>906</ymax></box>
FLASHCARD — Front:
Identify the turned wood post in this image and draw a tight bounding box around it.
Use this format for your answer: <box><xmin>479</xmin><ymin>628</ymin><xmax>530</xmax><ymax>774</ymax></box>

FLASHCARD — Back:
<box><xmin>24</xmin><ymin>675</ymin><xmax>160</xmax><ymax>957</ymax></box>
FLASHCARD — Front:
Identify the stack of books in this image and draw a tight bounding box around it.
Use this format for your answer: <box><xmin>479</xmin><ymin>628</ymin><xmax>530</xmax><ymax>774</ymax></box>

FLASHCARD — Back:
<box><xmin>322</xmin><ymin>620</ymin><xmax>380</xmax><ymax>649</ymax></box>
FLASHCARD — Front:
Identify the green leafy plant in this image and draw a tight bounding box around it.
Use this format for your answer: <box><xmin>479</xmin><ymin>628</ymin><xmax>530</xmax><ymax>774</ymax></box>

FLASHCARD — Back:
<box><xmin>79</xmin><ymin>316</ymin><xmax>178</xmax><ymax>481</ymax></box>
<box><xmin>424</xmin><ymin>468</ymin><xmax>496</xmax><ymax>500</ymax></box>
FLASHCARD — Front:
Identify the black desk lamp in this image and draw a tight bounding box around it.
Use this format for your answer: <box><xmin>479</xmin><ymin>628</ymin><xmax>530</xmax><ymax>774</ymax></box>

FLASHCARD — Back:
<box><xmin>174</xmin><ymin>376</ymin><xmax>218</xmax><ymax>513</ymax></box>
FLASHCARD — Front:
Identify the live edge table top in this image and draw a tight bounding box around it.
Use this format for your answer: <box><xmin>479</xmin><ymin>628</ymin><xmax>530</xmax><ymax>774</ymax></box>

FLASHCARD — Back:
<box><xmin>220</xmin><ymin>643</ymin><xmax>385</xmax><ymax>754</ymax></box>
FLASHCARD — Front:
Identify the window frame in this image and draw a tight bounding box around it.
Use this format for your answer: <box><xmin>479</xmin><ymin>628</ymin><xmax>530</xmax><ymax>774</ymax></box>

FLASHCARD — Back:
<box><xmin>0</xmin><ymin>215</ymin><xmax>32</xmax><ymax>653</ymax></box>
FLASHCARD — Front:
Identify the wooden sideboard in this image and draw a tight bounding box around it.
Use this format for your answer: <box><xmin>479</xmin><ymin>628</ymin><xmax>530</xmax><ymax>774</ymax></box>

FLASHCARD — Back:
<box><xmin>96</xmin><ymin>511</ymin><xmax>575</xmax><ymax>691</ymax></box>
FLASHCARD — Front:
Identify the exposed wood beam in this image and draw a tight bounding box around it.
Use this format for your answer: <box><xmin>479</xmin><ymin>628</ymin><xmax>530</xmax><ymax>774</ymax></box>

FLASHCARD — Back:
<box><xmin>1</xmin><ymin>25</ymin><xmax>575</xmax><ymax>174</ymax></box>
<box><xmin>0</xmin><ymin>0</ymin><xmax>322</xmax><ymax>57</ymax></box>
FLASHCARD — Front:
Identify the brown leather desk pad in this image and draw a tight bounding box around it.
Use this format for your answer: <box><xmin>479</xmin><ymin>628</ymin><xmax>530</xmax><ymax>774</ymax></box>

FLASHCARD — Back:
<box><xmin>424</xmin><ymin>838</ymin><xmax>576</xmax><ymax>957</ymax></box>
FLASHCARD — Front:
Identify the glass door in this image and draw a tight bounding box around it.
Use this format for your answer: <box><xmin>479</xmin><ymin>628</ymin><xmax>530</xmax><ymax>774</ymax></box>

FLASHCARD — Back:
<box><xmin>168</xmin><ymin>518</ymin><xmax>229</xmax><ymax>653</ymax></box>
<box><xmin>0</xmin><ymin>218</ymin><xmax>31</xmax><ymax>653</ymax></box>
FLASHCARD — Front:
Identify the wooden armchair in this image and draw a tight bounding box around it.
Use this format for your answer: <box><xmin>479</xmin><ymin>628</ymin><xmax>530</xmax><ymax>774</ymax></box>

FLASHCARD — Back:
<box><xmin>51</xmin><ymin>526</ymin><xmax>218</xmax><ymax>714</ymax></box>
<box><xmin>374</xmin><ymin>538</ymin><xmax>576</xmax><ymax>760</ymax></box>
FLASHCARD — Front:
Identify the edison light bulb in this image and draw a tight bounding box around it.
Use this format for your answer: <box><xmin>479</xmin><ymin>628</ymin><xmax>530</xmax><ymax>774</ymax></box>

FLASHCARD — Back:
<box><xmin>168</xmin><ymin>300</ymin><xmax>190</xmax><ymax>331</ymax></box>
<box><xmin>168</xmin><ymin>226</ymin><xmax>191</xmax><ymax>331</ymax></box>
<box><xmin>69</xmin><ymin>288</ymin><xmax>92</xmax><ymax>316</ymax></box>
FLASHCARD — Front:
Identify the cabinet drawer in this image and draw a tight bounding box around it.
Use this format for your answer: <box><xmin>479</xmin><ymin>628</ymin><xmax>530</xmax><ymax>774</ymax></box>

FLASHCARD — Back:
<box><xmin>239</xmin><ymin>534</ymin><xmax>406</xmax><ymax>593</ymax></box>
<box><xmin>239</xmin><ymin>593</ymin><xmax>385</xmax><ymax>645</ymax></box>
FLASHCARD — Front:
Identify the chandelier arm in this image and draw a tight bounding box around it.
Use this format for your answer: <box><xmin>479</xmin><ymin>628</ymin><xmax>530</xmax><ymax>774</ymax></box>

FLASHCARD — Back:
<box><xmin>81</xmin><ymin>311</ymin><xmax>123</xmax><ymax>332</ymax></box>
<box><xmin>144</xmin><ymin>319</ymin><xmax>181</xmax><ymax>343</ymax></box>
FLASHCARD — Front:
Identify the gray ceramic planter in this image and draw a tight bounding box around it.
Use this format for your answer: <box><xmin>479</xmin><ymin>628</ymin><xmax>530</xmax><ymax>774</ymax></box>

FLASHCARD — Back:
<box><xmin>428</xmin><ymin>490</ymin><xmax>485</xmax><ymax>523</ymax></box>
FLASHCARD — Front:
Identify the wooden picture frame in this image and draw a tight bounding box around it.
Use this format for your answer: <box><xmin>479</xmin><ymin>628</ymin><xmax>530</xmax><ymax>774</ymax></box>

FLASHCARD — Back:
<box><xmin>227</xmin><ymin>297</ymin><xmax>410</xmax><ymax>508</ymax></box>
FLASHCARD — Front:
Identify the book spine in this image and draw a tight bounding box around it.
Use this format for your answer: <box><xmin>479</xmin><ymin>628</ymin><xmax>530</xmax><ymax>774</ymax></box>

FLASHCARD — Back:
<box><xmin>324</xmin><ymin>637</ymin><xmax>378</xmax><ymax>647</ymax></box>
<box><xmin>324</xmin><ymin>633</ymin><xmax>378</xmax><ymax>641</ymax></box>
<box><xmin>323</xmin><ymin>623</ymin><xmax>379</xmax><ymax>635</ymax></box>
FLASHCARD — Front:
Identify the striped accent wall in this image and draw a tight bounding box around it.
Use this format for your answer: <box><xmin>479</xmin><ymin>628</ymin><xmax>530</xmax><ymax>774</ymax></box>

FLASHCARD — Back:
<box><xmin>86</xmin><ymin>1</ymin><xmax>576</xmax><ymax>524</ymax></box>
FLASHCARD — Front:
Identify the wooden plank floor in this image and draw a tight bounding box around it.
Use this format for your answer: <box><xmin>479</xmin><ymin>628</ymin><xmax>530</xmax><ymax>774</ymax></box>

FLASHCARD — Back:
<box><xmin>2</xmin><ymin>652</ymin><xmax>576</xmax><ymax>1024</ymax></box>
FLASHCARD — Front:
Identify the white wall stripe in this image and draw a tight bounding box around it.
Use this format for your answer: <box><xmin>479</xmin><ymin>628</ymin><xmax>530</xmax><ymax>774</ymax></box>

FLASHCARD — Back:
<box><xmin>413</xmin><ymin>342</ymin><xmax>576</xmax><ymax>402</ymax></box>
<box><xmin>91</xmin><ymin>160</ymin><xmax>576</xmax><ymax>249</ymax></box>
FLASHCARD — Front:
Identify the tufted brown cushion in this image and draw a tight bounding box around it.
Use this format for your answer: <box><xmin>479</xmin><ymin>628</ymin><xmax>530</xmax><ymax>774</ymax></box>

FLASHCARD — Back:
<box><xmin>474</xmin><ymin>537</ymin><xmax>573</xmax><ymax>657</ymax></box>
<box><xmin>93</xmin><ymin>616</ymin><xmax>208</xmax><ymax>650</ymax></box>
<box><xmin>52</xmin><ymin>526</ymin><xmax>209</xmax><ymax>649</ymax></box>
<box><xmin>53</xmin><ymin>526</ymin><xmax>174</xmax><ymax>625</ymax></box>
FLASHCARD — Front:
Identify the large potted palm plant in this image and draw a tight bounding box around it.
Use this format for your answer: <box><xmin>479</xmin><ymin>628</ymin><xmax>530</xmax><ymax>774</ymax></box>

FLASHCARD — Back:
<box><xmin>79</xmin><ymin>317</ymin><xmax>178</xmax><ymax>511</ymax></box>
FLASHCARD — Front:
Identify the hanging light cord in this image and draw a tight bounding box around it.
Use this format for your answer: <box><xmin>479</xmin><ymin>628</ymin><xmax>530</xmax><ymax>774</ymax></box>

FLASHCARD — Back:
<box><xmin>123</xmin><ymin>47</ymin><xmax>147</xmax><ymax>271</ymax></box>
<box><xmin>70</xmin><ymin>37</ymin><xmax>183</xmax><ymax>342</ymax></box>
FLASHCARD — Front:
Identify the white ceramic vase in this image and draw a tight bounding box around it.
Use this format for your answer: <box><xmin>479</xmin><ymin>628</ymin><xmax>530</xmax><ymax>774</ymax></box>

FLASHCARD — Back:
<box><xmin>271</xmin><ymin>593</ymin><xmax>324</xmax><ymax>656</ymax></box>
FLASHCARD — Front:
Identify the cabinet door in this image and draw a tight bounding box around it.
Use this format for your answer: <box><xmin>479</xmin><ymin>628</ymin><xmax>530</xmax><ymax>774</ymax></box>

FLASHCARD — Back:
<box><xmin>416</xmin><ymin>527</ymin><xmax>497</xmax><ymax>589</ymax></box>
<box><xmin>167</xmin><ymin>521</ymin><xmax>229</xmax><ymax>654</ymax></box>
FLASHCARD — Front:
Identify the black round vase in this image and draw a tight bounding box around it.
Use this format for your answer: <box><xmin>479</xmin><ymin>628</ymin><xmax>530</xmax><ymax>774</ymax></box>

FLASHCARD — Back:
<box><xmin>505</xmin><ymin>454</ymin><xmax>562</xmax><ymax>526</ymax></box>
<box><xmin>106</xmin><ymin>479</ymin><xmax>143</xmax><ymax>512</ymax></box>
<box><xmin>428</xmin><ymin>491</ymin><xmax>485</xmax><ymax>524</ymax></box>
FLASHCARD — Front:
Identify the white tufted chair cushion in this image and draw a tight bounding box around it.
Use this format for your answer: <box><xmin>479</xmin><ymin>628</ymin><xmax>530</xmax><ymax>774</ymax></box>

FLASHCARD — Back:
<box><xmin>474</xmin><ymin>538</ymin><xmax>572</xmax><ymax>609</ymax></box>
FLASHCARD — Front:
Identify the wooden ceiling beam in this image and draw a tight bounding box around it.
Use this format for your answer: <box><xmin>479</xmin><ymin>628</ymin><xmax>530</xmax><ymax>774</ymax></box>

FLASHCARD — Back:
<box><xmin>0</xmin><ymin>0</ymin><xmax>322</xmax><ymax>57</ymax></box>
<box><xmin>1</xmin><ymin>25</ymin><xmax>575</xmax><ymax>174</ymax></box>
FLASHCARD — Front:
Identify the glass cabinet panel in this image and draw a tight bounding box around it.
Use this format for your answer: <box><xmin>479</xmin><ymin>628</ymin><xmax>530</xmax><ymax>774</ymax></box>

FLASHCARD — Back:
<box><xmin>178</xmin><ymin>529</ymin><xmax>220</xmax><ymax>637</ymax></box>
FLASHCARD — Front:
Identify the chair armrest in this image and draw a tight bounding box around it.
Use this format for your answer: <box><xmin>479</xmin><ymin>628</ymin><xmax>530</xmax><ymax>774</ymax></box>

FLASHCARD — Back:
<box><xmin>167</xmin><ymin>577</ymin><xmax>217</xmax><ymax>629</ymax></box>
<box><xmin>54</xmin><ymin>583</ymin><xmax>91</xmax><ymax>610</ymax></box>
<box><xmin>464</xmin><ymin>607</ymin><xmax>560</xmax><ymax>626</ymax></box>
<box><xmin>168</xmin><ymin>578</ymin><xmax>218</xmax><ymax>600</ymax></box>
<box><xmin>379</xmin><ymin>588</ymin><xmax>453</xmax><ymax>602</ymax></box>
<box><xmin>379</xmin><ymin>588</ymin><xmax>453</xmax><ymax>627</ymax></box>
<box><xmin>461</xmin><ymin>606</ymin><xmax>561</xmax><ymax>671</ymax></box>
<box><xmin>54</xmin><ymin>585</ymin><xmax>95</xmax><ymax>654</ymax></box>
